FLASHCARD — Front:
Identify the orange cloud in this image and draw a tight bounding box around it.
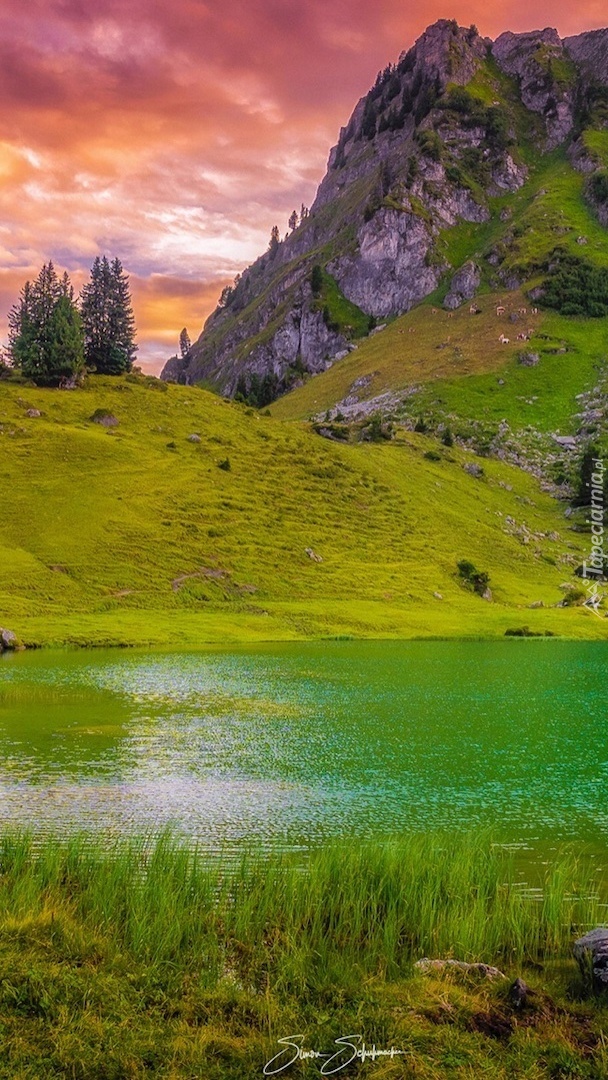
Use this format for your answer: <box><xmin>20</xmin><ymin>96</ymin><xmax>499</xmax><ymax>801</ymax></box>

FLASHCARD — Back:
<box><xmin>0</xmin><ymin>0</ymin><xmax>604</xmax><ymax>371</ymax></box>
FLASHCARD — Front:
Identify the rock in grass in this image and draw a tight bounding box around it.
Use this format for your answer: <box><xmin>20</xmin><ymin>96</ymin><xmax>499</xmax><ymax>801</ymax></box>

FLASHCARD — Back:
<box><xmin>415</xmin><ymin>958</ymin><xmax>506</xmax><ymax>980</ymax></box>
<box><xmin>574</xmin><ymin>928</ymin><xmax>608</xmax><ymax>990</ymax></box>
<box><xmin>26</xmin><ymin>408</ymin><xmax>41</xmax><ymax>418</ymax></box>
<box><xmin>0</xmin><ymin>629</ymin><xmax>18</xmax><ymax>651</ymax></box>
<box><xmin>90</xmin><ymin>409</ymin><xmax>119</xmax><ymax>427</ymax></box>
<box><xmin>187</xmin><ymin>433</ymin><xmax>201</xmax><ymax>443</ymax></box>
<box><xmin>509</xmin><ymin>977</ymin><xmax>530</xmax><ymax>1008</ymax></box>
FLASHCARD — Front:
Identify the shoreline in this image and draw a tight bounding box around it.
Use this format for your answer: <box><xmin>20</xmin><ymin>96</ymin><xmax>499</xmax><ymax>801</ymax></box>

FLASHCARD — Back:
<box><xmin>0</xmin><ymin>832</ymin><xmax>604</xmax><ymax>1078</ymax></box>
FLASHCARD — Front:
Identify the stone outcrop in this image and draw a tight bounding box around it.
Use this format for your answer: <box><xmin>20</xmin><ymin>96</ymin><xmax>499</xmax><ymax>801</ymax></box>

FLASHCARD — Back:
<box><xmin>492</xmin><ymin>30</ymin><xmax>575</xmax><ymax>149</ymax></box>
<box><xmin>574</xmin><ymin>928</ymin><xmax>608</xmax><ymax>991</ymax></box>
<box><xmin>443</xmin><ymin>261</ymin><xmax>481</xmax><ymax>310</ymax></box>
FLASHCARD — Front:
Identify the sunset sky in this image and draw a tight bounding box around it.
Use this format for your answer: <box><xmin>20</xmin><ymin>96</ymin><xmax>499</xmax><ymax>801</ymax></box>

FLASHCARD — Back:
<box><xmin>1</xmin><ymin>1</ymin><xmax>606</xmax><ymax>372</ymax></box>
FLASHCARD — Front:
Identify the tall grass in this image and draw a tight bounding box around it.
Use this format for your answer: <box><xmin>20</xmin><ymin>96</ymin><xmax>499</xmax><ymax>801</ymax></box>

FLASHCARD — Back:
<box><xmin>0</xmin><ymin>830</ymin><xmax>602</xmax><ymax>989</ymax></box>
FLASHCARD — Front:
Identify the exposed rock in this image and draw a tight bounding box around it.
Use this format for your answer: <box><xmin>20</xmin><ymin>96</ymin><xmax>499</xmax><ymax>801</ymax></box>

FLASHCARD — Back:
<box><xmin>433</xmin><ymin>591</ymin><xmax>443</xmax><ymax>600</ymax></box>
<box><xmin>25</xmin><ymin>408</ymin><xmax>41</xmax><ymax>418</ymax></box>
<box><xmin>305</xmin><ymin>548</ymin><xmax>323</xmax><ymax>563</ymax></box>
<box><xmin>509</xmin><ymin>978</ymin><xmax>531</xmax><ymax>1008</ymax></box>
<box><xmin>90</xmin><ymin>410</ymin><xmax>119</xmax><ymax>427</ymax></box>
<box><xmin>332</xmin><ymin>208</ymin><xmax>441</xmax><ymax>320</ymax></box>
<box><xmin>463</xmin><ymin>462</ymin><xmax>484</xmax><ymax>478</ymax></box>
<box><xmin>187</xmin><ymin>434</ymin><xmax>201</xmax><ymax>443</ymax></box>
<box><xmin>482</xmin><ymin>587</ymin><xmax>493</xmax><ymax>602</ymax></box>
<box><xmin>565</xmin><ymin>28</ymin><xmax>608</xmax><ymax>87</ymax></box>
<box><xmin>443</xmin><ymin>261</ymin><xmax>481</xmax><ymax>310</ymax></box>
<box><xmin>415</xmin><ymin>958</ymin><xmax>506</xmax><ymax>980</ymax></box>
<box><xmin>0</xmin><ymin>629</ymin><xmax>18</xmax><ymax>651</ymax></box>
<box><xmin>518</xmin><ymin>352</ymin><xmax>540</xmax><ymax>367</ymax></box>
<box><xmin>493</xmin><ymin>29</ymin><xmax>575</xmax><ymax>149</ymax></box>
<box><xmin>574</xmin><ymin>928</ymin><xmax>608</xmax><ymax>991</ymax></box>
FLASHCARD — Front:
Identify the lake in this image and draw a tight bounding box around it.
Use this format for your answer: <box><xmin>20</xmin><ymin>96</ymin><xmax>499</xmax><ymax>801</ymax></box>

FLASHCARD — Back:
<box><xmin>1</xmin><ymin>640</ymin><xmax>607</xmax><ymax>858</ymax></box>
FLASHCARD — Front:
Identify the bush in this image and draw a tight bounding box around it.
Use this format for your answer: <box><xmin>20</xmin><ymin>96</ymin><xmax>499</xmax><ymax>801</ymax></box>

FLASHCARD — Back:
<box><xmin>457</xmin><ymin>559</ymin><xmax>490</xmax><ymax>596</ymax></box>
<box><xmin>424</xmin><ymin>450</ymin><xmax>442</xmax><ymax>461</ymax></box>
<box><xmin>588</xmin><ymin>170</ymin><xmax>608</xmax><ymax>206</ymax></box>
<box><xmin>542</xmin><ymin>254</ymin><xmax>608</xmax><ymax>317</ymax></box>
<box><xmin>441</xmin><ymin>427</ymin><xmax>454</xmax><ymax>447</ymax></box>
<box><xmin>311</xmin><ymin>265</ymin><xmax>323</xmax><ymax>296</ymax></box>
<box><xmin>218</xmin><ymin>458</ymin><xmax>231</xmax><ymax>472</ymax></box>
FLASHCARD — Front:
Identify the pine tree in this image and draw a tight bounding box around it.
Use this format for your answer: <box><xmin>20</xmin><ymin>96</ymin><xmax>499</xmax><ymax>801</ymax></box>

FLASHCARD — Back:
<box><xmin>179</xmin><ymin>328</ymin><xmax>191</xmax><ymax>358</ymax></box>
<box><xmin>268</xmin><ymin>225</ymin><xmax>280</xmax><ymax>256</ymax></box>
<box><xmin>288</xmin><ymin>210</ymin><xmax>298</xmax><ymax>232</ymax></box>
<box><xmin>8</xmin><ymin>263</ymin><xmax>84</xmax><ymax>385</ymax></box>
<box><xmin>81</xmin><ymin>256</ymin><xmax>137</xmax><ymax>375</ymax></box>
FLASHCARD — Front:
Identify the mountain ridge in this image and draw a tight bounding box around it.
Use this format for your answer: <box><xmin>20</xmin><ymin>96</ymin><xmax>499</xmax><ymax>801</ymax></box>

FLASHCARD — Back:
<box><xmin>161</xmin><ymin>20</ymin><xmax>608</xmax><ymax>408</ymax></box>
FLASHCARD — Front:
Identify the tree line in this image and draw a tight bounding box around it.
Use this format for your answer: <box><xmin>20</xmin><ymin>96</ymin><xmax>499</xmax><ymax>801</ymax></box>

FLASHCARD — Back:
<box><xmin>6</xmin><ymin>257</ymin><xmax>136</xmax><ymax>385</ymax></box>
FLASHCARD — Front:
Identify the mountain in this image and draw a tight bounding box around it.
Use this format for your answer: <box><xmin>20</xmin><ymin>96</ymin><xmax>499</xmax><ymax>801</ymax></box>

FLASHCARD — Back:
<box><xmin>161</xmin><ymin>19</ymin><xmax>608</xmax><ymax>410</ymax></box>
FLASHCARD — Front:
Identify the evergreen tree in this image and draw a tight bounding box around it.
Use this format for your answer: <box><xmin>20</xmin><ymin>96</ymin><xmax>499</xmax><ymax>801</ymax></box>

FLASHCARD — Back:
<box><xmin>179</xmin><ymin>328</ymin><xmax>192</xmax><ymax>358</ymax></box>
<box><xmin>8</xmin><ymin>262</ymin><xmax>84</xmax><ymax>385</ymax></box>
<box><xmin>288</xmin><ymin>210</ymin><xmax>298</xmax><ymax>232</ymax></box>
<box><xmin>268</xmin><ymin>225</ymin><xmax>280</xmax><ymax>256</ymax></box>
<box><xmin>81</xmin><ymin>256</ymin><xmax>137</xmax><ymax>374</ymax></box>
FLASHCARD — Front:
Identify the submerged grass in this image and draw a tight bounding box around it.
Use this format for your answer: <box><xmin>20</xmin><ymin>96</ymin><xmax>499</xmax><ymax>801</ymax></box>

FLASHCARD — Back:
<box><xmin>0</xmin><ymin>831</ymin><xmax>606</xmax><ymax>1077</ymax></box>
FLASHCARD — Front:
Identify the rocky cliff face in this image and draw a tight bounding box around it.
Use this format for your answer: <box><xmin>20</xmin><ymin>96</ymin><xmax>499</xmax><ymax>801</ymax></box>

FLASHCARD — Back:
<box><xmin>162</xmin><ymin>19</ymin><xmax>608</xmax><ymax>398</ymax></box>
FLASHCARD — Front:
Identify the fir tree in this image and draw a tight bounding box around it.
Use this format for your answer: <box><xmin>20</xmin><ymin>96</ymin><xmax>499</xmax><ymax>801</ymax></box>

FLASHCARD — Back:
<box><xmin>8</xmin><ymin>262</ymin><xmax>84</xmax><ymax>385</ymax></box>
<box><xmin>179</xmin><ymin>328</ymin><xmax>192</xmax><ymax>358</ymax></box>
<box><xmin>81</xmin><ymin>256</ymin><xmax>137</xmax><ymax>375</ymax></box>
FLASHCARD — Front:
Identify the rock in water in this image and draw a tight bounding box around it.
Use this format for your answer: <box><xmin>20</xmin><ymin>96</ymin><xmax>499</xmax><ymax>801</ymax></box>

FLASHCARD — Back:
<box><xmin>574</xmin><ymin>928</ymin><xmax>608</xmax><ymax>990</ymax></box>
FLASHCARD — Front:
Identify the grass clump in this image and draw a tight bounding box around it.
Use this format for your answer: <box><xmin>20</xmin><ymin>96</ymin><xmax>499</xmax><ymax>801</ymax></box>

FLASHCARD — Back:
<box><xmin>0</xmin><ymin>831</ymin><xmax>604</xmax><ymax>1078</ymax></box>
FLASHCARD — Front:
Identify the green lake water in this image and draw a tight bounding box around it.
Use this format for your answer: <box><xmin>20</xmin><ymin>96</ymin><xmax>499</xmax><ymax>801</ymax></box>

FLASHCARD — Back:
<box><xmin>0</xmin><ymin>640</ymin><xmax>606</xmax><ymax>858</ymax></box>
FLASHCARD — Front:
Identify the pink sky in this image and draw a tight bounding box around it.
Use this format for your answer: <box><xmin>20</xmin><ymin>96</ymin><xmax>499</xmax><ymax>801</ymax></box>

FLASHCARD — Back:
<box><xmin>0</xmin><ymin>1</ymin><xmax>605</xmax><ymax>371</ymax></box>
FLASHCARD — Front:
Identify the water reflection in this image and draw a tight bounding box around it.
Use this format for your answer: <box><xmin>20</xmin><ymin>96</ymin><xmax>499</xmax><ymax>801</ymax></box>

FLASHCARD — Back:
<box><xmin>0</xmin><ymin>640</ymin><xmax>607</xmax><ymax>855</ymax></box>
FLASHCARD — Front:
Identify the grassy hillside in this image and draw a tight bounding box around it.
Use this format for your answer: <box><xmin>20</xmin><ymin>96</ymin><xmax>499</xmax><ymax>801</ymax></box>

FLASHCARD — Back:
<box><xmin>0</xmin><ymin>374</ymin><xmax>604</xmax><ymax>647</ymax></box>
<box><xmin>272</xmin><ymin>148</ymin><xmax>608</xmax><ymax>427</ymax></box>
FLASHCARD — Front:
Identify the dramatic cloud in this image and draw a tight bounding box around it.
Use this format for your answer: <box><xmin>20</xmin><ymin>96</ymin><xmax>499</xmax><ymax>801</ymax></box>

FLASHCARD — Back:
<box><xmin>0</xmin><ymin>0</ymin><xmax>604</xmax><ymax>370</ymax></box>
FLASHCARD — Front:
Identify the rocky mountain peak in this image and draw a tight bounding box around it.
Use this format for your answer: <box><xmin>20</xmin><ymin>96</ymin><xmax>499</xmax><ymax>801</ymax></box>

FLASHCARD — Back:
<box><xmin>162</xmin><ymin>19</ymin><xmax>608</xmax><ymax>401</ymax></box>
<box><xmin>564</xmin><ymin>29</ymin><xmax>608</xmax><ymax>86</ymax></box>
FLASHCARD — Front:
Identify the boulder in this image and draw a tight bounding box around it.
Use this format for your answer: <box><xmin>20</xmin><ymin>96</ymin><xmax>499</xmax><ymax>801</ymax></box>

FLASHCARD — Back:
<box><xmin>518</xmin><ymin>353</ymin><xmax>540</xmax><ymax>367</ymax></box>
<box><xmin>0</xmin><ymin>629</ymin><xmax>18</xmax><ymax>651</ymax></box>
<box><xmin>187</xmin><ymin>434</ymin><xmax>201</xmax><ymax>443</ymax></box>
<box><xmin>443</xmin><ymin>261</ymin><xmax>481</xmax><ymax>310</ymax></box>
<box><xmin>26</xmin><ymin>408</ymin><xmax>41</xmax><ymax>418</ymax></box>
<box><xmin>574</xmin><ymin>928</ymin><xmax>608</xmax><ymax>991</ymax></box>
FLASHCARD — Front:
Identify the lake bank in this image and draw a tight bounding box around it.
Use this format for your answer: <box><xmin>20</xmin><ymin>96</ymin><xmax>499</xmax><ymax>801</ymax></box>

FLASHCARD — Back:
<box><xmin>0</xmin><ymin>832</ymin><xmax>605</xmax><ymax>1079</ymax></box>
<box><xmin>5</xmin><ymin>598</ymin><xmax>608</xmax><ymax>652</ymax></box>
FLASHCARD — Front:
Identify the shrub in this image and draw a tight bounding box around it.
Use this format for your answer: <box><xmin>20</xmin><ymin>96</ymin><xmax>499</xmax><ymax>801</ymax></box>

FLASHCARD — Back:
<box><xmin>442</xmin><ymin>427</ymin><xmax>454</xmax><ymax>447</ymax></box>
<box><xmin>542</xmin><ymin>254</ymin><xmax>608</xmax><ymax>317</ymax></box>
<box><xmin>424</xmin><ymin>450</ymin><xmax>441</xmax><ymax>461</ymax></box>
<box><xmin>457</xmin><ymin>559</ymin><xmax>490</xmax><ymax>595</ymax></box>
<box><xmin>218</xmin><ymin>458</ymin><xmax>231</xmax><ymax>472</ymax></box>
<box><xmin>311</xmin><ymin>265</ymin><xmax>323</xmax><ymax>296</ymax></box>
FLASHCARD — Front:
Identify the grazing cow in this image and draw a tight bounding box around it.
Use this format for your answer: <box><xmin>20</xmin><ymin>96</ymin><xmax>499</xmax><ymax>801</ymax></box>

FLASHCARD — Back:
<box><xmin>519</xmin><ymin>307</ymin><xmax>527</xmax><ymax>315</ymax></box>
<box><xmin>532</xmin><ymin>307</ymin><xmax>539</xmax><ymax>315</ymax></box>
<box><xmin>447</xmin><ymin>312</ymin><xmax>454</xmax><ymax>319</ymax></box>
<box><xmin>431</xmin><ymin>308</ymin><xmax>438</xmax><ymax>315</ymax></box>
<box><xmin>496</xmin><ymin>306</ymin><xmax>506</xmax><ymax>316</ymax></box>
<box><xmin>408</xmin><ymin>327</ymin><xmax>416</xmax><ymax>333</ymax></box>
<box><xmin>499</xmin><ymin>334</ymin><xmax>510</xmax><ymax>344</ymax></box>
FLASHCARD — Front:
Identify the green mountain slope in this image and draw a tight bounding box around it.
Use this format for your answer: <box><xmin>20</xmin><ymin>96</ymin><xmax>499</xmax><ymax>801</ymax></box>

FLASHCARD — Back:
<box><xmin>0</xmin><ymin>376</ymin><xmax>605</xmax><ymax>647</ymax></box>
